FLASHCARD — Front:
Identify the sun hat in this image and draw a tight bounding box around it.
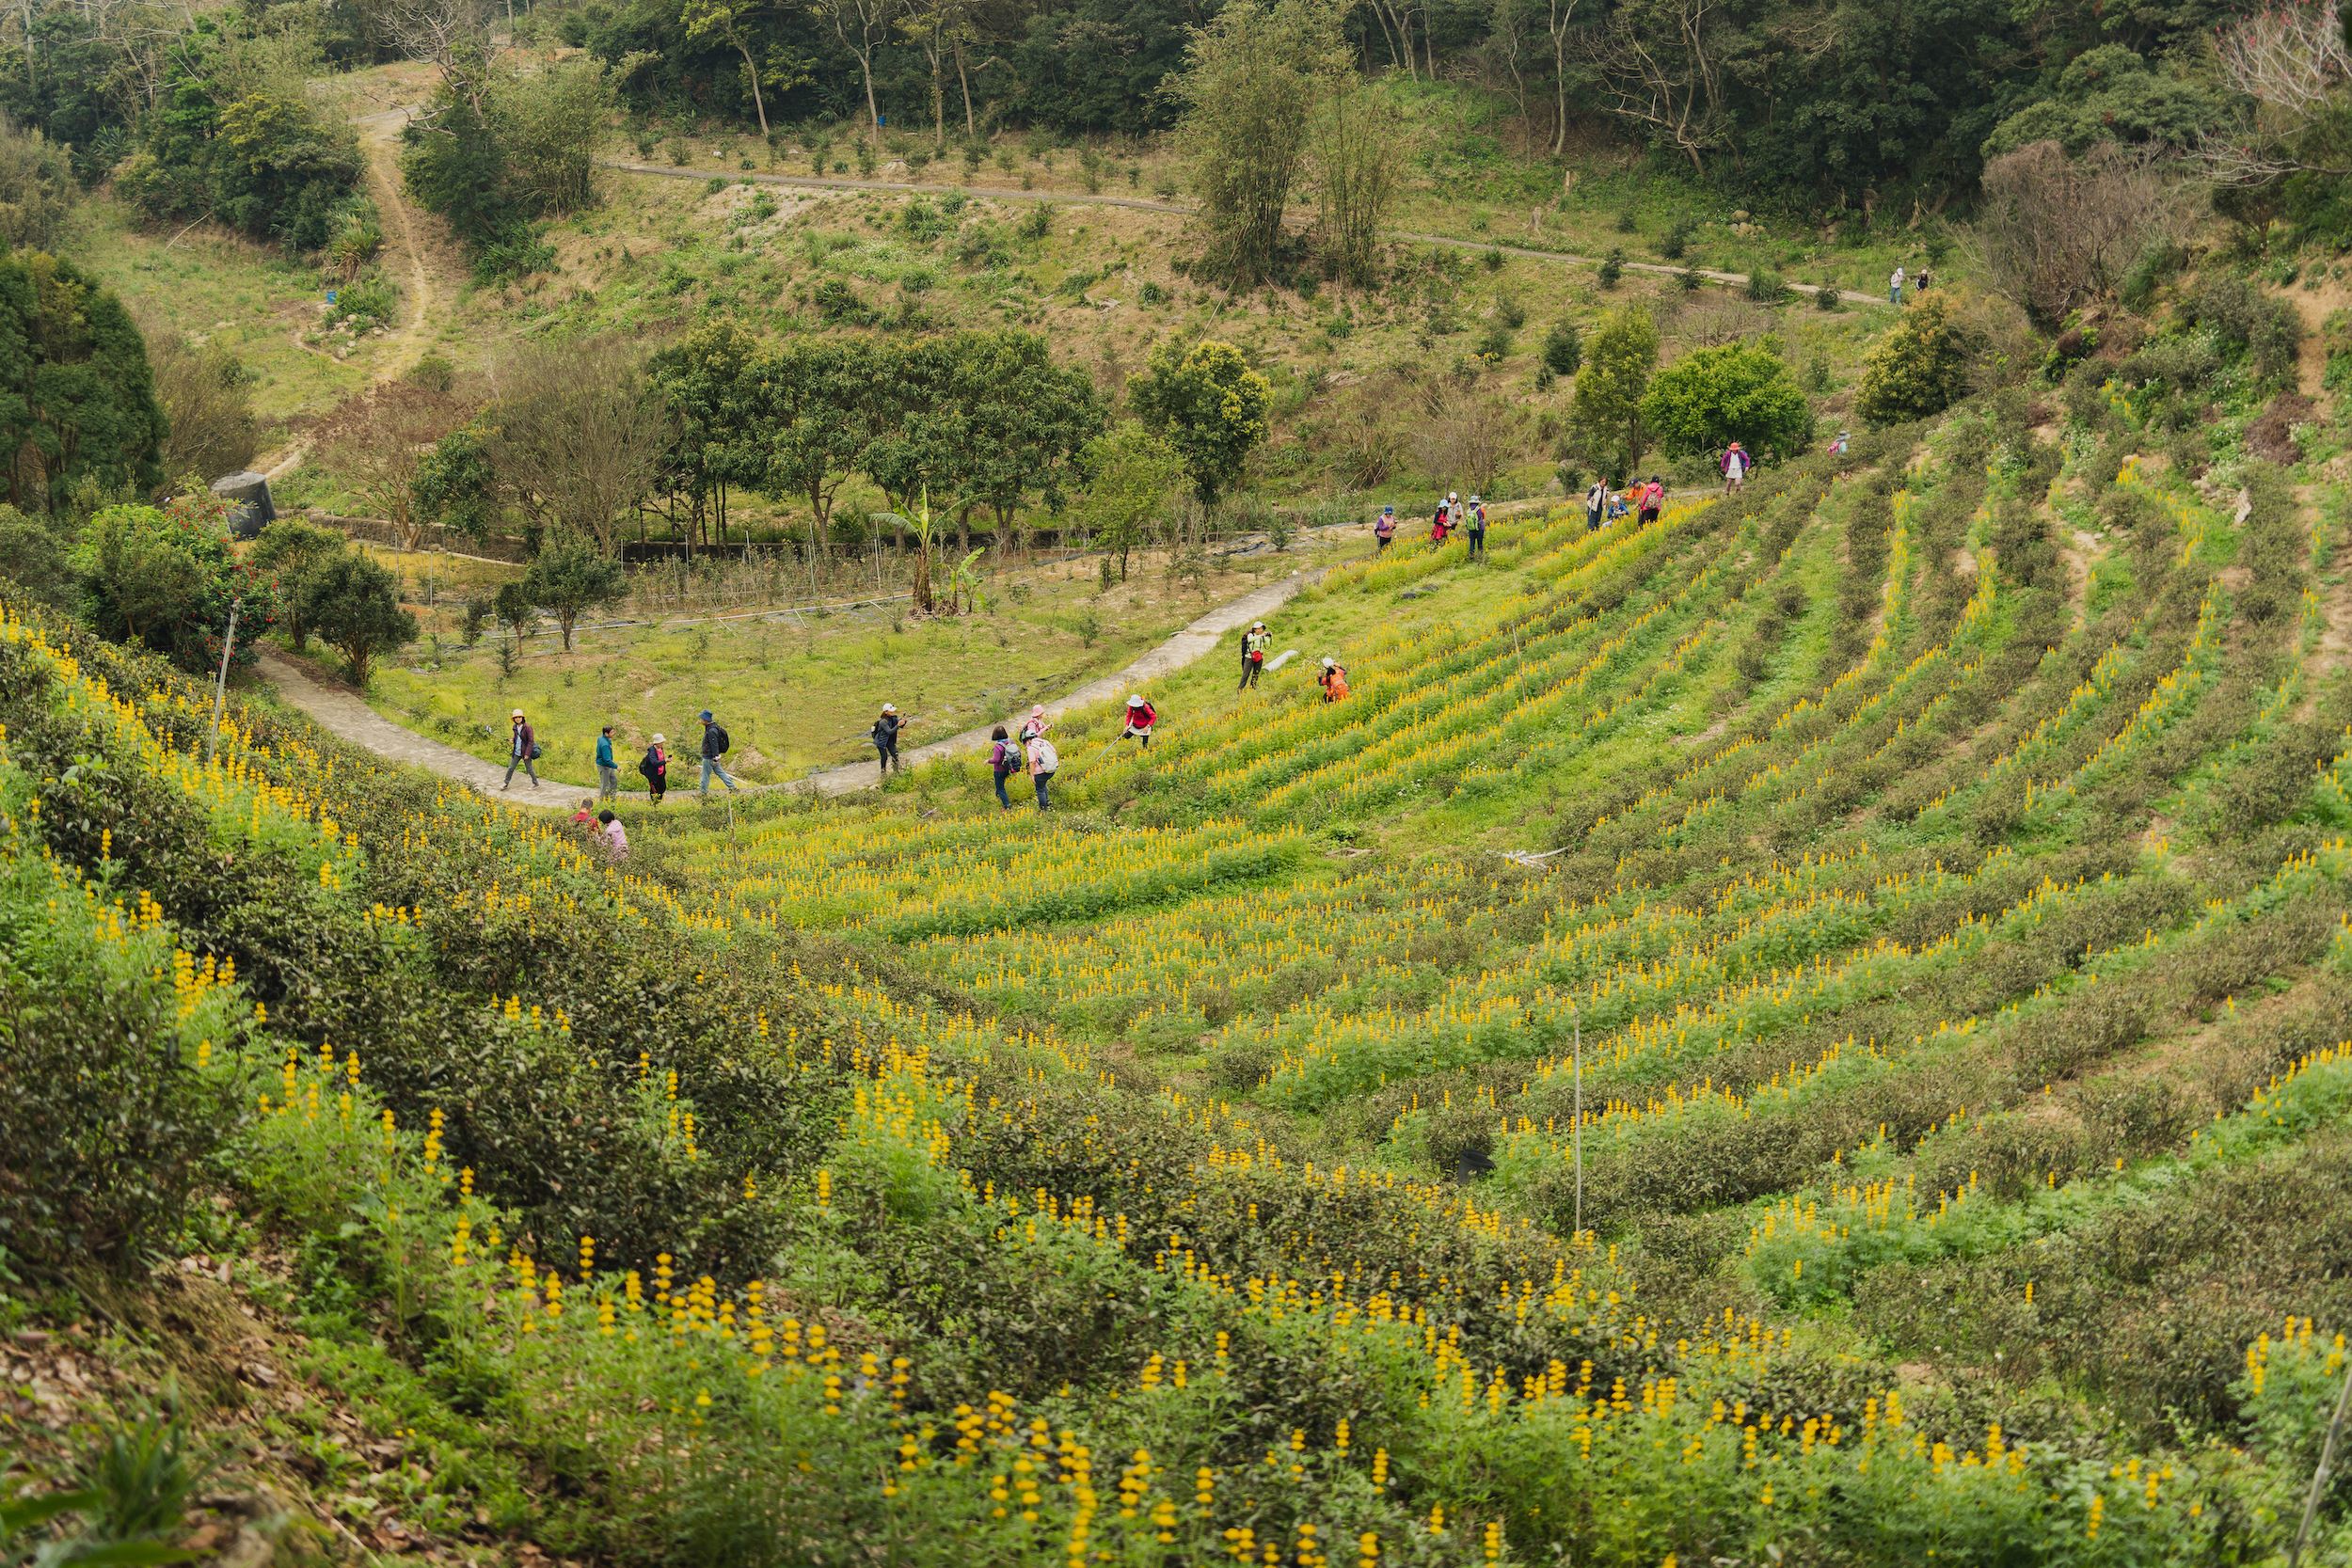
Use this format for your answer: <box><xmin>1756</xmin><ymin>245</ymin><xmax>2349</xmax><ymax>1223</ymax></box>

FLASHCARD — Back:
<box><xmin>1320</xmin><ymin>657</ymin><xmax>1336</xmax><ymax>667</ymax></box>
<box><xmin>882</xmin><ymin>703</ymin><xmax>898</xmax><ymax>714</ymax></box>
<box><xmin>651</xmin><ymin>733</ymin><xmax>665</xmax><ymax>744</ymax></box>
<box><xmin>699</xmin><ymin>709</ymin><xmax>713</xmax><ymax>721</ymax></box>
<box><xmin>511</xmin><ymin>708</ymin><xmax>525</xmax><ymax>719</ymax></box>
<box><xmin>1031</xmin><ymin>705</ymin><xmax>1045</xmax><ymax>717</ymax></box>
<box><xmin>1127</xmin><ymin>694</ymin><xmax>1145</xmax><ymax>707</ymax></box>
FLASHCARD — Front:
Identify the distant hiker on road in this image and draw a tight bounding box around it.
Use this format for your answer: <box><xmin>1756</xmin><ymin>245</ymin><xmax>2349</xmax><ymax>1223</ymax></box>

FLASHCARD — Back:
<box><xmin>1720</xmin><ymin>441</ymin><xmax>1751</xmax><ymax>495</ymax></box>
<box><xmin>698</xmin><ymin>709</ymin><xmax>740</xmax><ymax>798</ymax></box>
<box><xmin>1318</xmin><ymin>657</ymin><xmax>1350</xmax><ymax>703</ymax></box>
<box><xmin>1375</xmin><ymin>507</ymin><xmax>1397</xmax><ymax>551</ymax></box>
<box><xmin>639</xmin><ymin>734</ymin><xmax>669</xmax><ymax>804</ymax></box>
<box><xmin>1913</xmin><ymin>266</ymin><xmax>1931</xmax><ymax>297</ymax></box>
<box><xmin>502</xmin><ymin>709</ymin><xmax>540</xmax><ymax>791</ymax></box>
<box><xmin>1637</xmin><ymin>477</ymin><xmax>1664</xmax><ymax>526</ymax></box>
<box><xmin>1241</xmin><ymin>622</ymin><xmax>1270</xmax><ymax>689</ymax></box>
<box><xmin>1026</xmin><ymin>729</ymin><xmax>1058</xmax><ymax>810</ymax></box>
<box><xmin>1465</xmin><ymin>495</ymin><xmax>1488</xmax><ymax>560</ymax></box>
<box><xmin>1829</xmin><ymin>430</ymin><xmax>1851</xmax><ymax>456</ymax></box>
<box><xmin>872</xmin><ymin>704</ymin><xmax>905</xmax><ymax>779</ymax></box>
<box><xmin>597</xmin><ymin>809</ymin><xmax>629</xmax><ymax>861</ymax></box>
<box><xmin>989</xmin><ymin>724</ymin><xmax>1020</xmax><ymax>810</ymax></box>
<box><xmin>1889</xmin><ymin>265</ymin><xmax>1905</xmax><ymax>305</ymax></box>
<box><xmin>1585</xmin><ymin>480</ymin><xmax>1608</xmax><ymax>531</ymax></box>
<box><xmin>596</xmin><ymin>724</ymin><xmax>620</xmax><ymax>800</ymax></box>
<box><xmin>1122</xmin><ymin>693</ymin><xmax>1160</xmax><ymax>746</ymax></box>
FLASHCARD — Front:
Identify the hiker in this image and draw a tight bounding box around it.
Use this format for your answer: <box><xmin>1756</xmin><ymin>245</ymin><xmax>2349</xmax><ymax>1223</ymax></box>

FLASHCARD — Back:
<box><xmin>988</xmin><ymin>724</ymin><xmax>1021</xmax><ymax>810</ymax></box>
<box><xmin>1430</xmin><ymin>505</ymin><xmax>1452</xmax><ymax>545</ymax></box>
<box><xmin>1720</xmin><ymin>441</ymin><xmax>1751</xmax><ymax>495</ymax></box>
<box><xmin>1375</xmin><ymin>507</ymin><xmax>1397</xmax><ymax>552</ymax></box>
<box><xmin>872</xmin><ymin>704</ymin><xmax>905</xmax><ymax>779</ymax></box>
<box><xmin>1888</xmin><ymin>264</ymin><xmax>1905</xmax><ymax>305</ymax></box>
<box><xmin>1465</xmin><ymin>496</ymin><xmax>1488</xmax><ymax>560</ymax></box>
<box><xmin>595</xmin><ymin>724</ymin><xmax>620</xmax><ymax>800</ymax></box>
<box><xmin>502</xmin><ymin>709</ymin><xmax>541</xmax><ymax>791</ymax></box>
<box><xmin>596</xmin><ymin>808</ymin><xmax>629</xmax><ymax>861</ymax></box>
<box><xmin>697</xmin><ymin>709</ymin><xmax>740</xmax><ymax>798</ymax></box>
<box><xmin>1122</xmin><ymin>693</ymin><xmax>1160</xmax><ymax>746</ymax></box>
<box><xmin>639</xmin><ymin>733</ymin><xmax>669</xmax><ymax>804</ymax></box>
<box><xmin>1913</xmin><ymin>265</ymin><xmax>1931</xmax><ymax>297</ymax></box>
<box><xmin>1607</xmin><ymin>483</ymin><xmax>1631</xmax><ymax>522</ymax></box>
<box><xmin>1829</xmin><ymin>429</ymin><xmax>1851</xmax><ymax>456</ymax></box>
<box><xmin>1240</xmin><ymin>622</ymin><xmax>1270</xmax><ymax>689</ymax></box>
<box><xmin>1585</xmin><ymin>479</ymin><xmax>1608</xmax><ymax>532</ymax></box>
<box><xmin>1019</xmin><ymin>704</ymin><xmax>1051</xmax><ymax>749</ymax></box>
<box><xmin>1637</xmin><ymin>476</ymin><xmax>1664</xmax><ymax>526</ymax></box>
<box><xmin>572</xmin><ymin>797</ymin><xmax>596</xmax><ymax>826</ymax></box>
<box><xmin>1026</xmin><ymin>726</ymin><xmax>1058</xmax><ymax>810</ymax></box>
<box><xmin>1317</xmin><ymin>656</ymin><xmax>1350</xmax><ymax>703</ymax></box>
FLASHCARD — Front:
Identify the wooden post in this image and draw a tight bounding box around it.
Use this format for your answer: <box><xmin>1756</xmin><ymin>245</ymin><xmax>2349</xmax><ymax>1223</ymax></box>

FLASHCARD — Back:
<box><xmin>1572</xmin><ymin>1000</ymin><xmax>1583</xmax><ymax>1242</ymax></box>
<box><xmin>2289</xmin><ymin>1358</ymin><xmax>2352</xmax><ymax>1568</ymax></box>
<box><xmin>203</xmin><ymin>595</ymin><xmax>242</xmax><ymax>769</ymax></box>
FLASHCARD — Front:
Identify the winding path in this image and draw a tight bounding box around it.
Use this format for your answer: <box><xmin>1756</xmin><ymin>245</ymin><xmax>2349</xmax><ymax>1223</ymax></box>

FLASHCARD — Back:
<box><xmin>259</xmin><ymin>563</ymin><xmax>1333</xmax><ymax>809</ymax></box>
<box><xmin>600</xmin><ymin>158</ymin><xmax>1895</xmax><ymax>307</ymax></box>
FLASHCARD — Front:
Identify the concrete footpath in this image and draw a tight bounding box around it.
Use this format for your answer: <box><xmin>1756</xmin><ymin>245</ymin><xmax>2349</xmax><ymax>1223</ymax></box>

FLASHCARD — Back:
<box><xmin>256</xmin><ymin>563</ymin><xmax>1333</xmax><ymax>809</ymax></box>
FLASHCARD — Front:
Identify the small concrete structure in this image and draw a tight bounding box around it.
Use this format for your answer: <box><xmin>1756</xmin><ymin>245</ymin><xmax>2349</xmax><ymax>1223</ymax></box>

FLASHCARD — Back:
<box><xmin>211</xmin><ymin>471</ymin><xmax>277</xmax><ymax>540</ymax></box>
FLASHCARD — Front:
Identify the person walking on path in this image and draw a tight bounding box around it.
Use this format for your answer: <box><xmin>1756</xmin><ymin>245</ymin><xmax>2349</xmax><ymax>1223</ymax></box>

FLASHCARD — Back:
<box><xmin>1889</xmin><ymin>264</ymin><xmax>1905</xmax><ymax>305</ymax></box>
<box><xmin>1317</xmin><ymin>657</ymin><xmax>1350</xmax><ymax>703</ymax></box>
<box><xmin>1720</xmin><ymin>441</ymin><xmax>1751</xmax><ymax>496</ymax></box>
<box><xmin>1637</xmin><ymin>476</ymin><xmax>1663</xmax><ymax>526</ymax></box>
<box><xmin>988</xmin><ymin>724</ymin><xmax>1021</xmax><ymax>810</ymax></box>
<box><xmin>1240</xmin><ymin>622</ymin><xmax>1271</xmax><ymax>689</ymax></box>
<box><xmin>596</xmin><ymin>725</ymin><xmax>621</xmax><ymax>800</ymax></box>
<box><xmin>1374</xmin><ymin>507</ymin><xmax>1397</xmax><ymax>552</ymax></box>
<box><xmin>1465</xmin><ymin>496</ymin><xmax>1488</xmax><ymax>560</ymax></box>
<box><xmin>1019</xmin><ymin>705</ymin><xmax>1051</xmax><ymax>750</ymax></box>
<box><xmin>872</xmin><ymin>704</ymin><xmax>906</xmax><ymax>779</ymax></box>
<box><xmin>639</xmin><ymin>734</ymin><xmax>669</xmax><ymax>804</ymax></box>
<box><xmin>697</xmin><ymin>709</ymin><xmax>740</xmax><ymax>798</ymax></box>
<box><xmin>1585</xmin><ymin>479</ymin><xmax>1608</xmax><ymax>532</ymax></box>
<box><xmin>1913</xmin><ymin>265</ymin><xmax>1931</xmax><ymax>297</ymax></box>
<box><xmin>1121</xmin><ymin>693</ymin><xmax>1160</xmax><ymax>747</ymax></box>
<box><xmin>1025</xmin><ymin>728</ymin><xmax>1058</xmax><ymax>810</ymax></box>
<box><xmin>596</xmin><ymin>809</ymin><xmax>629</xmax><ymax>861</ymax></box>
<box><xmin>1430</xmin><ymin>505</ymin><xmax>1452</xmax><ymax>545</ymax></box>
<box><xmin>502</xmin><ymin>708</ymin><xmax>540</xmax><ymax>791</ymax></box>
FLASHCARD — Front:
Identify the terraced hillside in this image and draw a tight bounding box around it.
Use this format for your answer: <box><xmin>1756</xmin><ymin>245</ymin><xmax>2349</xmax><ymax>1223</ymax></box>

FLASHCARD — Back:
<box><xmin>4</xmin><ymin>385</ymin><xmax>2349</xmax><ymax>1565</ymax></box>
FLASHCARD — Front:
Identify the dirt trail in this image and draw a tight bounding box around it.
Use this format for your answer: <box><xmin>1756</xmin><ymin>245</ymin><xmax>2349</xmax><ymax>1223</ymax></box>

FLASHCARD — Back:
<box><xmin>261</xmin><ymin>106</ymin><xmax>450</xmax><ymax>483</ymax></box>
<box><xmin>601</xmin><ymin>158</ymin><xmax>1895</xmax><ymax>308</ymax></box>
<box><xmin>259</xmin><ymin>562</ymin><xmax>1337</xmax><ymax>809</ymax></box>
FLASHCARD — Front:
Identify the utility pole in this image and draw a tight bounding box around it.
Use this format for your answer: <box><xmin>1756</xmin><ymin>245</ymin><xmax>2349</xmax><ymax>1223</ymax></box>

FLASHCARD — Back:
<box><xmin>204</xmin><ymin>595</ymin><xmax>241</xmax><ymax>768</ymax></box>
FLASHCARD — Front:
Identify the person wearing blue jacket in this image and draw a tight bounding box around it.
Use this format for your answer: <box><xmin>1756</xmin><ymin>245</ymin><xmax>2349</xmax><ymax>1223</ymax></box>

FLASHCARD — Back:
<box><xmin>596</xmin><ymin>725</ymin><xmax>620</xmax><ymax>800</ymax></box>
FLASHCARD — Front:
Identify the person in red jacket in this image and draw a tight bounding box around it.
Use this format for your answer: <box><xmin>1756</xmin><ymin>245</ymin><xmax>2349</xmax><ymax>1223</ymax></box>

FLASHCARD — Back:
<box><xmin>1121</xmin><ymin>693</ymin><xmax>1159</xmax><ymax>747</ymax></box>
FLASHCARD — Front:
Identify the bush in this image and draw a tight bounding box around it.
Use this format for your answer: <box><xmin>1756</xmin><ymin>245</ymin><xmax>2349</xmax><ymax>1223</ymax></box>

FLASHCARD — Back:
<box><xmin>294</xmin><ymin>550</ymin><xmax>417</xmax><ymax>685</ymax></box>
<box><xmin>1813</xmin><ymin>283</ymin><xmax>1842</xmax><ymax>310</ymax></box>
<box><xmin>1640</xmin><ymin>340</ymin><xmax>1815</xmax><ymax>462</ymax></box>
<box><xmin>326</xmin><ymin>273</ymin><xmax>398</xmax><ymax>331</ymax></box>
<box><xmin>1856</xmin><ymin>293</ymin><xmax>1975</xmax><ymax>425</ymax></box>
<box><xmin>1540</xmin><ymin>319</ymin><xmax>1582</xmax><ymax>376</ymax></box>
<box><xmin>1745</xmin><ymin>267</ymin><xmax>1788</xmax><ymax>303</ymax></box>
<box><xmin>76</xmin><ymin>497</ymin><xmax>278</xmax><ymax>675</ymax></box>
<box><xmin>1597</xmin><ymin>249</ymin><xmax>1624</xmax><ymax>289</ymax></box>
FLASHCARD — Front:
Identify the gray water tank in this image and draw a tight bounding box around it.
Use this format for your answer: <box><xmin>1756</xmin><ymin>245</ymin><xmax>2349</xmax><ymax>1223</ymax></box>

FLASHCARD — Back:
<box><xmin>211</xmin><ymin>471</ymin><xmax>277</xmax><ymax>540</ymax></box>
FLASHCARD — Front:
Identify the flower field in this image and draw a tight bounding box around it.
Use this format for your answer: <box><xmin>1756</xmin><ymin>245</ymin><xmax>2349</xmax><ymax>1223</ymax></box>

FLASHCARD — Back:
<box><xmin>6</xmin><ymin>390</ymin><xmax>2352</xmax><ymax>1563</ymax></box>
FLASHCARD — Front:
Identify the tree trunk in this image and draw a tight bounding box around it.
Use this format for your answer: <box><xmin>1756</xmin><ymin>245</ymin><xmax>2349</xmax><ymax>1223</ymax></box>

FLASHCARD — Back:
<box><xmin>859</xmin><ymin>53</ymin><xmax>881</xmax><ymax>135</ymax></box>
<box><xmin>954</xmin><ymin>38</ymin><xmax>977</xmax><ymax>138</ymax></box>
<box><xmin>737</xmin><ymin>40</ymin><xmax>769</xmax><ymax>137</ymax></box>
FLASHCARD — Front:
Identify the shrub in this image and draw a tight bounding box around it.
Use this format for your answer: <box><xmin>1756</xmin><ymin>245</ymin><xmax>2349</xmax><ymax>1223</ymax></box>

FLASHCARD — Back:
<box><xmin>1744</xmin><ymin>267</ymin><xmax>1788</xmax><ymax>303</ymax></box>
<box><xmin>76</xmin><ymin>498</ymin><xmax>278</xmax><ymax>675</ymax></box>
<box><xmin>1540</xmin><ymin>318</ymin><xmax>1582</xmax><ymax>376</ymax></box>
<box><xmin>1813</xmin><ymin>283</ymin><xmax>1842</xmax><ymax>310</ymax></box>
<box><xmin>1597</xmin><ymin>249</ymin><xmax>1624</xmax><ymax>288</ymax></box>
<box><xmin>1640</xmin><ymin>340</ymin><xmax>1815</xmax><ymax>463</ymax></box>
<box><xmin>1855</xmin><ymin>293</ymin><xmax>1975</xmax><ymax>425</ymax></box>
<box><xmin>294</xmin><ymin>550</ymin><xmax>417</xmax><ymax>685</ymax></box>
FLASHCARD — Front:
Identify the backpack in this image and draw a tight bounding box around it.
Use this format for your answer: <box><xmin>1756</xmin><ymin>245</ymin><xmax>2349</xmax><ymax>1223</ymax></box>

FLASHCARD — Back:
<box><xmin>638</xmin><ymin>749</ymin><xmax>660</xmax><ymax>780</ymax></box>
<box><xmin>1028</xmin><ymin>737</ymin><xmax>1058</xmax><ymax>774</ymax></box>
<box><xmin>530</xmin><ymin>741</ymin><xmax>543</xmax><ymax>760</ymax></box>
<box><xmin>709</xmin><ymin>724</ymin><xmax>730</xmax><ymax>755</ymax></box>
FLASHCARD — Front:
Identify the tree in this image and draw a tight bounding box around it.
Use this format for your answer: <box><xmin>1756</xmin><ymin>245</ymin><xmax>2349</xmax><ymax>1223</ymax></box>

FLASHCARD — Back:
<box><xmin>144</xmin><ymin>326</ymin><xmax>258</xmax><ymax>484</ymax></box>
<box><xmin>0</xmin><ymin>250</ymin><xmax>167</xmax><ymax>512</ymax></box>
<box><xmin>1640</xmin><ymin>340</ymin><xmax>1814</xmax><ymax>463</ymax></box>
<box><xmin>1855</xmin><ymin>293</ymin><xmax>1975</xmax><ymax>426</ymax></box>
<box><xmin>320</xmin><ymin>378</ymin><xmax>463</xmax><ymax>551</ymax></box>
<box><xmin>519</xmin><ymin>536</ymin><xmax>625</xmax><ymax>651</ymax></box>
<box><xmin>1540</xmin><ymin>318</ymin><xmax>1582</xmax><ymax>377</ymax></box>
<box><xmin>485</xmin><ymin>338</ymin><xmax>670</xmax><ymax>552</ymax></box>
<box><xmin>412</xmin><ymin>422</ymin><xmax>499</xmax><ymax>541</ymax></box>
<box><xmin>2204</xmin><ymin>0</ymin><xmax>2352</xmax><ymax>188</ymax></box>
<box><xmin>1415</xmin><ymin>385</ymin><xmax>1528</xmax><ymax>497</ymax></box>
<box><xmin>0</xmin><ymin>501</ymin><xmax>73</xmax><ymax>609</ymax></box>
<box><xmin>247</xmin><ymin>517</ymin><xmax>345</xmax><ymax>650</ymax></box>
<box><xmin>758</xmin><ymin>338</ymin><xmax>884</xmax><ymax>560</ymax></box>
<box><xmin>817</xmin><ymin>0</ymin><xmax>891</xmax><ymax>135</ymax></box>
<box><xmin>1972</xmin><ymin>139</ymin><xmax>2184</xmax><ymax>326</ymax></box>
<box><xmin>1313</xmin><ymin>80</ymin><xmax>1406</xmax><ymax>288</ymax></box>
<box><xmin>943</xmin><ymin>332</ymin><xmax>1105</xmax><ymax>548</ymax></box>
<box><xmin>76</xmin><ymin>495</ymin><xmax>277</xmax><ymax>674</ymax></box>
<box><xmin>1166</xmin><ymin>0</ymin><xmax>1343</xmax><ymax>289</ymax></box>
<box><xmin>295</xmin><ymin>549</ymin><xmax>415</xmax><ymax>684</ymax></box>
<box><xmin>0</xmin><ymin>115</ymin><xmax>74</xmax><ymax>251</ymax></box>
<box><xmin>1127</xmin><ymin>338</ymin><xmax>1271</xmax><ymax>509</ymax></box>
<box><xmin>1566</xmin><ymin>304</ymin><xmax>1658</xmax><ymax>482</ymax></box>
<box><xmin>682</xmin><ymin>0</ymin><xmax>774</xmax><ymax>138</ymax></box>
<box><xmin>647</xmin><ymin>319</ymin><xmax>770</xmax><ymax>548</ymax></box>
<box><xmin>1574</xmin><ymin>0</ymin><xmax>1727</xmax><ymax>175</ymax></box>
<box><xmin>1071</xmin><ymin>421</ymin><xmax>1181</xmax><ymax>581</ymax></box>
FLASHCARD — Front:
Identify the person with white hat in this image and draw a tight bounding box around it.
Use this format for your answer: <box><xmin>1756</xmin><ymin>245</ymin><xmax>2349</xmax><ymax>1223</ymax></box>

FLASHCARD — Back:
<box><xmin>502</xmin><ymin>708</ymin><xmax>540</xmax><ymax>790</ymax></box>
<box><xmin>871</xmin><ymin>703</ymin><xmax>906</xmax><ymax>780</ymax></box>
<box><xmin>1239</xmin><ymin>622</ymin><xmax>1271</xmax><ymax>690</ymax></box>
<box><xmin>1316</xmin><ymin>657</ymin><xmax>1349</xmax><ymax>703</ymax></box>
<box><xmin>1121</xmin><ymin>692</ymin><xmax>1160</xmax><ymax>747</ymax></box>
